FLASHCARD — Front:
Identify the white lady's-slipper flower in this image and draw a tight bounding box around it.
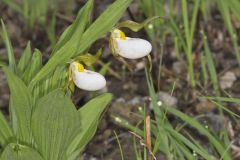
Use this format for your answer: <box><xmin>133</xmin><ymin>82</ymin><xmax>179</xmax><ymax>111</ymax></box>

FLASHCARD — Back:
<box><xmin>111</xmin><ymin>29</ymin><xmax>152</xmax><ymax>59</ymax></box>
<box><xmin>70</xmin><ymin>62</ymin><xmax>106</xmax><ymax>91</ymax></box>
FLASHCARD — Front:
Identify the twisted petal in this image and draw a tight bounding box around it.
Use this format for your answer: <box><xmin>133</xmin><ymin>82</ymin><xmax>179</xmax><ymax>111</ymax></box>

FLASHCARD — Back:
<box><xmin>115</xmin><ymin>37</ymin><xmax>152</xmax><ymax>59</ymax></box>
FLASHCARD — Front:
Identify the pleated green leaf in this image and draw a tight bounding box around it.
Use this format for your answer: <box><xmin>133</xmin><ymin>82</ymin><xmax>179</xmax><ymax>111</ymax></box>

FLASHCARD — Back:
<box><xmin>67</xmin><ymin>93</ymin><xmax>112</xmax><ymax>159</ymax></box>
<box><xmin>0</xmin><ymin>143</ymin><xmax>43</xmax><ymax>160</ymax></box>
<box><xmin>0</xmin><ymin>111</ymin><xmax>13</xmax><ymax>147</ymax></box>
<box><xmin>2</xmin><ymin>66</ymin><xmax>32</xmax><ymax>144</ymax></box>
<box><xmin>31</xmin><ymin>90</ymin><xmax>81</xmax><ymax>160</ymax></box>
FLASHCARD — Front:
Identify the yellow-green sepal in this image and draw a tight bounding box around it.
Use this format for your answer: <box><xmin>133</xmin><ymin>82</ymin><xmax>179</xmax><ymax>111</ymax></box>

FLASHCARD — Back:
<box><xmin>115</xmin><ymin>16</ymin><xmax>163</xmax><ymax>32</ymax></box>
<box><xmin>68</xmin><ymin>80</ymin><xmax>75</xmax><ymax>93</ymax></box>
<box><xmin>75</xmin><ymin>48</ymin><xmax>102</xmax><ymax>66</ymax></box>
<box><xmin>109</xmin><ymin>36</ymin><xmax>119</xmax><ymax>57</ymax></box>
<box><xmin>66</xmin><ymin>66</ymin><xmax>75</xmax><ymax>93</ymax></box>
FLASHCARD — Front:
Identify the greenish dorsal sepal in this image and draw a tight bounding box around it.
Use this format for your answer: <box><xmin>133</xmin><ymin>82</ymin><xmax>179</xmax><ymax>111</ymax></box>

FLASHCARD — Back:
<box><xmin>74</xmin><ymin>48</ymin><xmax>102</xmax><ymax>66</ymax></box>
<box><xmin>115</xmin><ymin>16</ymin><xmax>165</xmax><ymax>32</ymax></box>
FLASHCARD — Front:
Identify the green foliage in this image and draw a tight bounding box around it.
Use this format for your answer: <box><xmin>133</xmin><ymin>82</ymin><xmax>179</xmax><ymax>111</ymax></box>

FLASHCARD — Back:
<box><xmin>181</xmin><ymin>0</ymin><xmax>200</xmax><ymax>87</ymax></box>
<box><xmin>202</xmin><ymin>31</ymin><xmax>220</xmax><ymax>96</ymax></box>
<box><xmin>140</xmin><ymin>0</ymin><xmax>200</xmax><ymax>87</ymax></box>
<box><xmin>200</xmin><ymin>53</ymin><xmax>209</xmax><ymax>87</ymax></box>
<box><xmin>200</xmin><ymin>0</ymin><xmax>240</xmax><ymax>64</ymax></box>
<box><xmin>134</xmin><ymin>1</ymin><xmax>240</xmax><ymax>159</ymax></box>
<box><xmin>77</xmin><ymin>0</ymin><xmax>133</xmax><ymax>55</ymax></box>
<box><xmin>0</xmin><ymin>74</ymin><xmax>112</xmax><ymax>159</ymax></box>
<box><xmin>2</xmin><ymin>0</ymin><xmax>49</xmax><ymax>27</ymax></box>
<box><xmin>206</xmin><ymin>97</ymin><xmax>240</xmax><ymax>118</ymax></box>
<box><xmin>22</xmin><ymin>49</ymin><xmax>42</xmax><ymax>84</ymax></box>
<box><xmin>32</xmin><ymin>0</ymin><xmax>132</xmax><ymax>84</ymax></box>
<box><xmin>219</xmin><ymin>0</ymin><xmax>240</xmax><ymax>63</ymax></box>
<box><xmin>0</xmin><ymin>20</ymin><xmax>16</xmax><ymax>72</ymax></box>
<box><xmin>67</xmin><ymin>93</ymin><xmax>113</xmax><ymax>159</ymax></box>
<box><xmin>31</xmin><ymin>90</ymin><xmax>81</xmax><ymax>160</ymax></box>
<box><xmin>113</xmin><ymin>68</ymin><xmax>232</xmax><ymax>160</ymax></box>
<box><xmin>1</xmin><ymin>143</ymin><xmax>43</xmax><ymax>160</ymax></box>
<box><xmin>99</xmin><ymin>62</ymin><xmax>111</xmax><ymax>76</ymax></box>
<box><xmin>165</xmin><ymin>106</ymin><xmax>231</xmax><ymax>160</ymax></box>
<box><xmin>3</xmin><ymin>66</ymin><xmax>33</xmax><ymax>144</ymax></box>
<box><xmin>31</xmin><ymin>0</ymin><xmax>93</xmax><ymax>84</ymax></box>
<box><xmin>140</xmin><ymin>0</ymin><xmax>240</xmax><ymax>90</ymax></box>
<box><xmin>2</xmin><ymin>0</ymin><xmax>60</xmax><ymax>46</ymax></box>
<box><xmin>17</xmin><ymin>41</ymin><xmax>32</xmax><ymax>75</ymax></box>
<box><xmin>0</xmin><ymin>0</ymin><xmax>131</xmax><ymax>159</ymax></box>
<box><xmin>0</xmin><ymin>112</ymin><xmax>13</xmax><ymax>147</ymax></box>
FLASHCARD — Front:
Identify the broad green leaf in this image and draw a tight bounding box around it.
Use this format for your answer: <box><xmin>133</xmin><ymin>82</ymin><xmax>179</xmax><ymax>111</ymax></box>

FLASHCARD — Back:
<box><xmin>31</xmin><ymin>0</ymin><xmax>93</xmax><ymax>84</ymax></box>
<box><xmin>31</xmin><ymin>90</ymin><xmax>81</xmax><ymax>160</ymax></box>
<box><xmin>30</xmin><ymin>65</ymin><xmax>68</xmax><ymax>105</ymax></box>
<box><xmin>0</xmin><ymin>111</ymin><xmax>13</xmax><ymax>146</ymax></box>
<box><xmin>0</xmin><ymin>143</ymin><xmax>43</xmax><ymax>160</ymax></box>
<box><xmin>76</xmin><ymin>0</ymin><xmax>133</xmax><ymax>55</ymax></box>
<box><xmin>22</xmin><ymin>49</ymin><xmax>42</xmax><ymax>84</ymax></box>
<box><xmin>17</xmin><ymin>41</ymin><xmax>32</xmax><ymax>75</ymax></box>
<box><xmin>0</xmin><ymin>20</ymin><xmax>16</xmax><ymax>72</ymax></box>
<box><xmin>67</xmin><ymin>93</ymin><xmax>112</xmax><ymax>159</ymax></box>
<box><xmin>2</xmin><ymin>66</ymin><xmax>32</xmax><ymax>144</ymax></box>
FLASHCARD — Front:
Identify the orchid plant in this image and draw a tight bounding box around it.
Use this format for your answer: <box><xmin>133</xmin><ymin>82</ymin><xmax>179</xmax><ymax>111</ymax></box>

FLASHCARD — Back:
<box><xmin>0</xmin><ymin>0</ymin><xmax>156</xmax><ymax>159</ymax></box>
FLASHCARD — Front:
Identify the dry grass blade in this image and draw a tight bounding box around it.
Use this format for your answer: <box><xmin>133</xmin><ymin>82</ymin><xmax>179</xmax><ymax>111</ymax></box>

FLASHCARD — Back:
<box><xmin>146</xmin><ymin>115</ymin><xmax>153</xmax><ymax>160</ymax></box>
